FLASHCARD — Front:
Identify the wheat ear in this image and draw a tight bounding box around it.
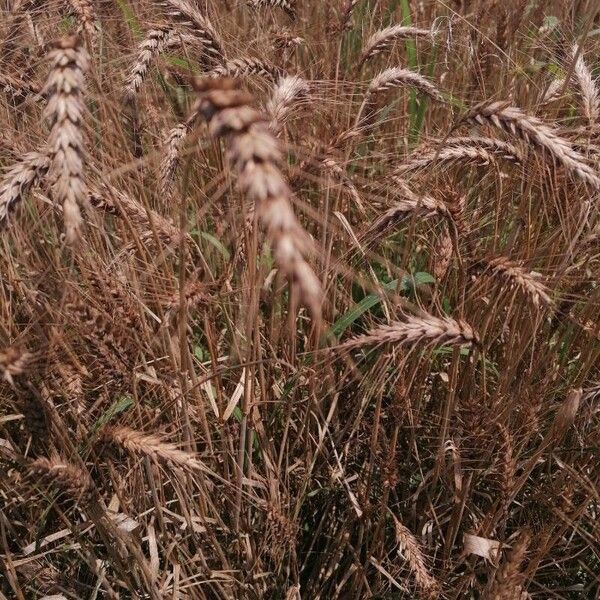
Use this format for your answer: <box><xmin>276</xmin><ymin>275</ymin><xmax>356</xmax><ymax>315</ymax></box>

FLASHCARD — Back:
<box><xmin>102</xmin><ymin>426</ymin><xmax>209</xmax><ymax>474</ymax></box>
<box><xmin>43</xmin><ymin>36</ymin><xmax>89</xmax><ymax>243</ymax></box>
<box><xmin>391</xmin><ymin>513</ymin><xmax>440</xmax><ymax>599</ymax></box>
<box><xmin>248</xmin><ymin>0</ymin><xmax>296</xmax><ymax>19</ymax></box>
<box><xmin>208</xmin><ymin>57</ymin><xmax>284</xmax><ymax>81</ymax></box>
<box><xmin>395</xmin><ymin>146</ymin><xmax>496</xmax><ymax>174</ymax></box>
<box><xmin>572</xmin><ymin>45</ymin><xmax>599</xmax><ymax>124</ymax></box>
<box><xmin>0</xmin><ymin>152</ymin><xmax>50</xmax><ymax>229</ymax></box>
<box><xmin>124</xmin><ymin>27</ymin><xmax>174</xmax><ymax>100</ymax></box>
<box><xmin>193</xmin><ymin>78</ymin><xmax>322</xmax><ymax>318</ymax></box>
<box><xmin>266</xmin><ymin>75</ymin><xmax>310</xmax><ymax>135</ymax></box>
<box><xmin>483</xmin><ymin>256</ymin><xmax>553</xmax><ymax>308</ymax></box>
<box><xmin>365</xmin><ymin>181</ymin><xmax>451</xmax><ymax>239</ymax></box>
<box><xmin>28</xmin><ymin>457</ymin><xmax>95</xmax><ymax>504</ymax></box>
<box><xmin>339</xmin><ymin>312</ymin><xmax>478</xmax><ymax>351</ymax></box>
<box><xmin>67</xmin><ymin>0</ymin><xmax>97</xmax><ymax>43</ymax></box>
<box><xmin>157</xmin><ymin>0</ymin><xmax>225</xmax><ymax>63</ymax></box>
<box><xmin>444</xmin><ymin>136</ymin><xmax>524</xmax><ymax>163</ymax></box>
<box><xmin>464</xmin><ymin>101</ymin><xmax>600</xmax><ymax>189</ymax></box>
<box><xmin>0</xmin><ymin>346</ymin><xmax>32</xmax><ymax>385</ymax></box>
<box><xmin>360</xmin><ymin>25</ymin><xmax>433</xmax><ymax>65</ymax></box>
<box><xmin>489</xmin><ymin>532</ymin><xmax>530</xmax><ymax>600</ymax></box>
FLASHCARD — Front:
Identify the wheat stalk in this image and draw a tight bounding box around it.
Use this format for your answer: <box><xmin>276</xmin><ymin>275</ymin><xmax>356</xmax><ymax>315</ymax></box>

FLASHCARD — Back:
<box><xmin>339</xmin><ymin>312</ymin><xmax>478</xmax><ymax>351</ymax></box>
<box><xmin>360</xmin><ymin>25</ymin><xmax>433</xmax><ymax>65</ymax></box>
<box><xmin>157</xmin><ymin>0</ymin><xmax>225</xmax><ymax>63</ymax></box>
<box><xmin>572</xmin><ymin>45</ymin><xmax>599</xmax><ymax>124</ymax></box>
<box><xmin>43</xmin><ymin>35</ymin><xmax>89</xmax><ymax>243</ymax></box>
<box><xmin>391</xmin><ymin>513</ymin><xmax>440</xmax><ymax>598</ymax></box>
<box><xmin>192</xmin><ymin>78</ymin><xmax>322</xmax><ymax>318</ymax></box>
<box><xmin>0</xmin><ymin>152</ymin><xmax>50</xmax><ymax>229</ymax></box>
<box><xmin>0</xmin><ymin>72</ymin><xmax>41</xmax><ymax>97</ymax></box>
<box><xmin>464</xmin><ymin>101</ymin><xmax>600</xmax><ymax>189</ymax></box>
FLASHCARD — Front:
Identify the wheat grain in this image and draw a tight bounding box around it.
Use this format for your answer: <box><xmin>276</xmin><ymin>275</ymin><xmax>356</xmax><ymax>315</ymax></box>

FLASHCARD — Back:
<box><xmin>43</xmin><ymin>35</ymin><xmax>89</xmax><ymax>243</ymax></box>
<box><xmin>360</xmin><ymin>25</ymin><xmax>433</xmax><ymax>65</ymax></box>
<box><xmin>465</xmin><ymin>101</ymin><xmax>600</xmax><ymax>188</ymax></box>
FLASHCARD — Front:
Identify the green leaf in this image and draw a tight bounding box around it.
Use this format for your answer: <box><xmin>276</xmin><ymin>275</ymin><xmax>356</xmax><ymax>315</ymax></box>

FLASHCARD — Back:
<box><xmin>191</xmin><ymin>230</ymin><xmax>231</xmax><ymax>261</ymax></box>
<box><xmin>91</xmin><ymin>396</ymin><xmax>133</xmax><ymax>432</ymax></box>
<box><xmin>115</xmin><ymin>0</ymin><xmax>142</xmax><ymax>40</ymax></box>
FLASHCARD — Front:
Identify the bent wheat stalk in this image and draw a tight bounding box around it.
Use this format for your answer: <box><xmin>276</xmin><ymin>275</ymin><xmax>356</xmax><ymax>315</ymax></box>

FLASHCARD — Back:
<box><xmin>192</xmin><ymin>78</ymin><xmax>322</xmax><ymax>318</ymax></box>
<box><xmin>43</xmin><ymin>35</ymin><xmax>89</xmax><ymax>243</ymax></box>
<box><xmin>464</xmin><ymin>101</ymin><xmax>600</xmax><ymax>189</ymax></box>
<box><xmin>339</xmin><ymin>312</ymin><xmax>479</xmax><ymax>350</ymax></box>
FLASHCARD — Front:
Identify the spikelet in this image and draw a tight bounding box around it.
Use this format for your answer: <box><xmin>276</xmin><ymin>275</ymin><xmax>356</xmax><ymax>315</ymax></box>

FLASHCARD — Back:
<box><xmin>572</xmin><ymin>45</ymin><xmax>599</xmax><ymax>124</ymax></box>
<box><xmin>0</xmin><ymin>346</ymin><xmax>32</xmax><ymax>385</ymax></box>
<box><xmin>339</xmin><ymin>312</ymin><xmax>478</xmax><ymax>351</ymax></box>
<box><xmin>464</xmin><ymin>101</ymin><xmax>600</xmax><ymax>189</ymax></box>
<box><xmin>192</xmin><ymin>78</ymin><xmax>322</xmax><ymax>318</ymax></box>
<box><xmin>247</xmin><ymin>0</ymin><xmax>296</xmax><ymax>19</ymax></box>
<box><xmin>43</xmin><ymin>36</ymin><xmax>89</xmax><ymax>243</ymax></box>
<box><xmin>266</xmin><ymin>75</ymin><xmax>310</xmax><ymax>134</ymax></box>
<box><xmin>483</xmin><ymin>256</ymin><xmax>553</xmax><ymax>308</ymax></box>
<box><xmin>157</xmin><ymin>0</ymin><xmax>225</xmax><ymax>64</ymax></box>
<box><xmin>540</xmin><ymin>77</ymin><xmax>566</xmax><ymax>105</ymax></box>
<box><xmin>28</xmin><ymin>456</ymin><xmax>95</xmax><ymax>504</ymax></box>
<box><xmin>208</xmin><ymin>57</ymin><xmax>284</xmax><ymax>81</ymax></box>
<box><xmin>433</xmin><ymin>225</ymin><xmax>453</xmax><ymax>280</ymax></box>
<box><xmin>158</xmin><ymin>123</ymin><xmax>189</xmax><ymax>198</ymax></box>
<box><xmin>360</xmin><ymin>25</ymin><xmax>433</xmax><ymax>65</ymax></box>
<box><xmin>0</xmin><ymin>152</ymin><xmax>50</xmax><ymax>229</ymax></box>
<box><xmin>391</xmin><ymin>513</ymin><xmax>440</xmax><ymax>599</ymax></box>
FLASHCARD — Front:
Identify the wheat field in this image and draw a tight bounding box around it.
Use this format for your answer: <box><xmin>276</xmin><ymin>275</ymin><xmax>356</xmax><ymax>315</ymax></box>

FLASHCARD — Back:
<box><xmin>0</xmin><ymin>0</ymin><xmax>599</xmax><ymax>598</ymax></box>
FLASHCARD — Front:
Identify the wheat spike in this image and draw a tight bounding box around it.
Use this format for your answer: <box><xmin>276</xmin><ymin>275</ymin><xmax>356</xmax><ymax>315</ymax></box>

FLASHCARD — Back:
<box><xmin>367</xmin><ymin>67</ymin><xmax>444</xmax><ymax>103</ymax></box>
<box><xmin>158</xmin><ymin>123</ymin><xmax>189</xmax><ymax>198</ymax></box>
<box><xmin>339</xmin><ymin>312</ymin><xmax>478</xmax><ymax>351</ymax></box>
<box><xmin>157</xmin><ymin>0</ymin><xmax>225</xmax><ymax>63</ymax></box>
<box><xmin>541</xmin><ymin>77</ymin><xmax>567</xmax><ymax>105</ymax></box>
<box><xmin>66</xmin><ymin>0</ymin><xmax>97</xmax><ymax>43</ymax></box>
<box><xmin>444</xmin><ymin>136</ymin><xmax>524</xmax><ymax>163</ymax></box>
<box><xmin>465</xmin><ymin>101</ymin><xmax>600</xmax><ymax>189</ymax></box>
<box><xmin>489</xmin><ymin>532</ymin><xmax>530</xmax><ymax>600</ymax></box>
<box><xmin>192</xmin><ymin>78</ymin><xmax>322</xmax><ymax>318</ymax></box>
<box><xmin>395</xmin><ymin>146</ymin><xmax>496</xmax><ymax>174</ymax></box>
<box><xmin>572</xmin><ymin>45</ymin><xmax>599</xmax><ymax>124</ymax></box>
<box><xmin>102</xmin><ymin>426</ymin><xmax>209</xmax><ymax>473</ymax></box>
<box><xmin>208</xmin><ymin>57</ymin><xmax>284</xmax><ymax>81</ymax></box>
<box><xmin>0</xmin><ymin>346</ymin><xmax>32</xmax><ymax>385</ymax></box>
<box><xmin>391</xmin><ymin>513</ymin><xmax>440</xmax><ymax>598</ymax></box>
<box><xmin>484</xmin><ymin>256</ymin><xmax>553</xmax><ymax>308</ymax></box>
<box><xmin>0</xmin><ymin>152</ymin><xmax>50</xmax><ymax>229</ymax></box>
<box><xmin>247</xmin><ymin>0</ymin><xmax>296</xmax><ymax>19</ymax></box>
<box><xmin>266</xmin><ymin>75</ymin><xmax>310</xmax><ymax>134</ymax></box>
<box><xmin>43</xmin><ymin>36</ymin><xmax>89</xmax><ymax>243</ymax></box>
<box><xmin>339</xmin><ymin>0</ymin><xmax>359</xmax><ymax>32</ymax></box>
<box><xmin>28</xmin><ymin>457</ymin><xmax>95</xmax><ymax>504</ymax></box>
<box><xmin>360</xmin><ymin>25</ymin><xmax>433</xmax><ymax>65</ymax></box>
<box><xmin>124</xmin><ymin>27</ymin><xmax>174</xmax><ymax>100</ymax></box>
